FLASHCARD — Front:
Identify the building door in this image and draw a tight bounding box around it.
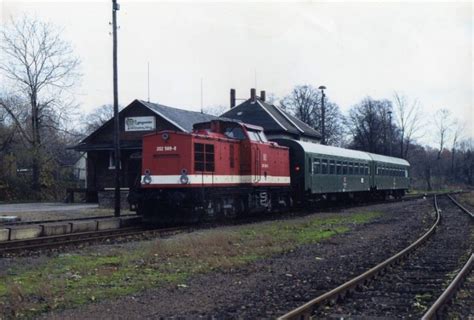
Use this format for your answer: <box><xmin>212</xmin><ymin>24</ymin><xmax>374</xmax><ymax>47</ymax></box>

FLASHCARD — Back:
<box><xmin>128</xmin><ymin>151</ymin><xmax>142</xmax><ymax>188</ymax></box>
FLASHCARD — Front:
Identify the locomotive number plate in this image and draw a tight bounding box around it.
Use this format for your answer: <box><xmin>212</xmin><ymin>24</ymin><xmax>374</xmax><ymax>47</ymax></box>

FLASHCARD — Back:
<box><xmin>156</xmin><ymin>146</ymin><xmax>177</xmax><ymax>152</ymax></box>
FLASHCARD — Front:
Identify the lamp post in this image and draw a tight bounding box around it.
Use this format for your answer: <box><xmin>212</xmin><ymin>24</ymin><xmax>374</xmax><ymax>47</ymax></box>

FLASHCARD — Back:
<box><xmin>388</xmin><ymin>110</ymin><xmax>392</xmax><ymax>156</ymax></box>
<box><xmin>318</xmin><ymin>85</ymin><xmax>326</xmax><ymax>145</ymax></box>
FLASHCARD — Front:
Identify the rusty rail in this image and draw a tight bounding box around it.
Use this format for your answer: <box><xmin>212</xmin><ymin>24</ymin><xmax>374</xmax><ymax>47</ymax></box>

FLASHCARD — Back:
<box><xmin>278</xmin><ymin>194</ymin><xmax>442</xmax><ymax>320</ymax></box>
<box><xmin>422</xmin><ymin>254</ymin><xmax>473</xmax><ymax>320</ymax></box>
<box><xmin>421</xmin><ymin>194</ymin><xmax>474</xmax><ymax>319</ymax></box>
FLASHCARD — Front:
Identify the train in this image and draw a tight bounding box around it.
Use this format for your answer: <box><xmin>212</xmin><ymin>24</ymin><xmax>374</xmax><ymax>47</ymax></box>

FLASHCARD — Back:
<box><xmin>128</xmin><ymin>119</ymin><xmax>410</xmax><ymax>224</ymax></box>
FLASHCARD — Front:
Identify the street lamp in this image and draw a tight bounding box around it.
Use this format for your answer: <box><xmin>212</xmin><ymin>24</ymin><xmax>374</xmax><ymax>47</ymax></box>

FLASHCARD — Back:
<box><xmin>318</xmin><ymin>85</ymin><xmax>326</xmax><ymax>145</ymax></box>
<box><xmin>387</xmin><ymin>110</ymin><xmax>392</xmax><ymax>156</ymax></box>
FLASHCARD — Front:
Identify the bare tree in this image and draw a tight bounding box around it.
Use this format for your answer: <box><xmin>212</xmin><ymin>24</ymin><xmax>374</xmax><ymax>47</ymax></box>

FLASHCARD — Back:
<box><xmin>346</xmin><ymin>97</ymin><xmax>394</xmax><ymax>154</ymax></box>
<box><xmin>83</xmin><ymin>104</ymin><xmax>115</xmax><ymax>135</ymax></box>
<box><xmin>0</xmin><ymin>16</ymin><xmax>80</xmax><ymax>195</ymax></box>
<box><xmin>280</xmin><ymin>85</ymin><xmax>345</xmax><ymax>145</ymax></box>
<box><xmin>280</xmin><ymin>85</ymin><xmax>319</xmax><ymax>125</ymax></box>
<box><xmin>393</xmin><ymin>92</ymin><xmax>424</xmax><ymax>159</ymax></box>
<box><xmin>433</xmin><ymin>108</ymin><xmax>451</xmax><ymax>160</ymax></box>
<box><xmin>203</xmin><ymin>105</ymin><xmax>227</xmax><ymax>117</ymax></box>
<box><xmin>450</xmin><ymin>119</ymin><xmax>465</xmax><ymax>177</ymax></box>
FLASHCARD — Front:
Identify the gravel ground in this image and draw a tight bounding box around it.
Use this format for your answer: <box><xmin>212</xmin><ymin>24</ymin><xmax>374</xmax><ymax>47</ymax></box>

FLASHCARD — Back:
<box><xmin>313</xmin><ymin>195</ymin><xmax>473</xmax><ymax>319</ymax></box>
<box><xmin>30</xmin><ymin>198</ymin><xmax>436</xmax><ymax>320</ymax></box>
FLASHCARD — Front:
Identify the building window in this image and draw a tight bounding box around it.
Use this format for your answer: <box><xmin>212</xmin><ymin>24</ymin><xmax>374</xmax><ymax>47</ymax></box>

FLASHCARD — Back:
<box><xmin>108</xmin><ymin>151</ymin><xmax>121</xmax><ymax>170</ymax></box>
<box><xmin>195</xmin><ymin>143</ymin><xmax>215</xmax><ymax>172</ymax></box>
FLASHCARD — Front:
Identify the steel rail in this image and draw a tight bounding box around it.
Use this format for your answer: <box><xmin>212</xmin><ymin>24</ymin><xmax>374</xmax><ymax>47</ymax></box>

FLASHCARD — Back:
<box><xmin>422</xmin><ymin>254</ymin><xmax>473</xmax><ymax>320</ymax></box>
<box><xmin>278</xmin><ymin>194</ymin><xmax>442</xmax><ymax>320</ymax></box>
<box><xmin>447</xmin><ymin>194</ymin><xmax>474</xmax><ymax>219</ymax></box>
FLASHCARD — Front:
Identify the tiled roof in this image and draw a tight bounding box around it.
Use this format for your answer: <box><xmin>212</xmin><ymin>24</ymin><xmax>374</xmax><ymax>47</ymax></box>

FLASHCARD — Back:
<box><xmin>139</xmin><ymin>100</ymin><xmax>217</xmax><ymax>132</ymax></box>
<box><xmin>221</xmin><ymin>99</ymin><xmax>321</xmax><ymax>139</ymax></box>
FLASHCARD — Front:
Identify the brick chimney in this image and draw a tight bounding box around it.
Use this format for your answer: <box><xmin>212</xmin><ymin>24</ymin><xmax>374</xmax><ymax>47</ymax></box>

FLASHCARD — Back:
<box><xmin>230</xmin><ymin>88</ymin><xmax>236</xmax><ymax>108</ymax></box>
<box><xmin>250</xmin><ymin>88</ymin><xmax>256</xmax><ymax>102</ymax></box>
<box><xmin>260</xmin><ymin>90</ymin><xmax>266</xmax><ymax>102</ymax></box>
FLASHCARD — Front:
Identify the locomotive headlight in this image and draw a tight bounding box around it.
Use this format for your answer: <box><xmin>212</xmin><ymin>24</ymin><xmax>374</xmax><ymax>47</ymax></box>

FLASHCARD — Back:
<box><xmin>180</xmin><ymin>168</ymin><xmax>189</xmax><ymax>184</ymax></box>
<box><xmin>143</xmin><ymin>169</ymin><xmax>152</xmax><ymax>184</ymax></box>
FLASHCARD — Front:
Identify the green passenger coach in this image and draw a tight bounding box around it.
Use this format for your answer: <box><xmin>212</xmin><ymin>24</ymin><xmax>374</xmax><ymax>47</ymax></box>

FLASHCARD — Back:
<box><xmin>274</xmin><ymin>139</ymin><xmax>410</xmax><ymax>204</ymax></box>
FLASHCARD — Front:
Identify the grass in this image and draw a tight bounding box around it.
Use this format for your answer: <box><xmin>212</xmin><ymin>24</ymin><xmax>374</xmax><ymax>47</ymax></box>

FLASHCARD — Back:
<box><xmin>0</xmin><ymin>210</ymin><xmax>382</xmax><ymax>318</ymax></box>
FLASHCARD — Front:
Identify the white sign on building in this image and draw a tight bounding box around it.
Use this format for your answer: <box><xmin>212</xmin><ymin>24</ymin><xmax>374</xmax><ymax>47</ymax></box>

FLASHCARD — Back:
<box><xmin>124</xmin><ymin>116</ymin><xmax>156</xmax><ymax>131</ymax></box>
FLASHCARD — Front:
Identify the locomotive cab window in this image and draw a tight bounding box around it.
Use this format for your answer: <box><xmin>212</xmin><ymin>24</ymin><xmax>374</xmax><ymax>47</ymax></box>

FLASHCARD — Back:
<box><xmin>194</xmin><ymin>143</ymin><xmax>215</xmax><ymax>172</ymax></box>
<box><xmin>224</xmin><ymin>126</ymin><xmax>246</xmax><ymax>140</ymax></box>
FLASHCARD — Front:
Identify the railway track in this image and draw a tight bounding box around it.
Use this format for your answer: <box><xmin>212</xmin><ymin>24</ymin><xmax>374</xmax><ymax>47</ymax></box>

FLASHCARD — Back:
<box><xmin>279</xmin><ymin>194</ymin><xmax>473</xmax><ymax>319</ymax></box>
<box><xmin>0</xmin><ymin>226</ymin><xmax>188</xmax><ymax>255</ymax></box>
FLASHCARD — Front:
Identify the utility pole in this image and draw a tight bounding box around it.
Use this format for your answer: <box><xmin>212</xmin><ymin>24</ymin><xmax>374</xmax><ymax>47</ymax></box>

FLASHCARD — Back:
<box><xmin>318</xmin><ymin>85</ymin><xmax>326</xmax><ymax>145</ymax></box>
<box><xmin>112</xmin><ymin>0</ymin><xmax>121</xmax><ymax>217</ymax></box>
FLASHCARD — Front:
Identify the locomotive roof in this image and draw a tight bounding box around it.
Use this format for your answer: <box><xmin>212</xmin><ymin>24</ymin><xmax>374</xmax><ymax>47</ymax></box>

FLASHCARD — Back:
<box><xmin>193</xmin><ymin>119</ymin><xmax>265</xmax><ymax>132</ymax></box>
<box><xmin>287</xmin><ymin>140</ymin><xmax>410</xmax><ymax>166</ymax></box>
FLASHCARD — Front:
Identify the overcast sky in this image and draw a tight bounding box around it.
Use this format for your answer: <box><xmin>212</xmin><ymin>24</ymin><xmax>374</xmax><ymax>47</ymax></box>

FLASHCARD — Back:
<box><xmin>1</xmin><ymin>0</ymin><xmax>472</xmax><ymax>143</ymax></box>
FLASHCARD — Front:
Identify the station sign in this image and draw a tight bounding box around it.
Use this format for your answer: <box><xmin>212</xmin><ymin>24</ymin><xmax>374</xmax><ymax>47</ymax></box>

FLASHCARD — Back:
<box><xmin>125</xmin><ymin>116</ymin><xmax>156</xmax><ymax>131</ymax></box>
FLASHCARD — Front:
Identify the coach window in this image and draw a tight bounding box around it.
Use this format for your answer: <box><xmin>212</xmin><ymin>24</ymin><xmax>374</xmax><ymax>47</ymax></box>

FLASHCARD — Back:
<box><xmin>314</xmin><ymin>159</ymin><xmax>321</xmax><ymax>174</ymax></box>
<box><xmin>354</xmin><ymin>163</ymin><xmax>359</xmax><ymax>175</ymax></box>
<box><xmin>348</xmin><ymin>162</ymin><xmax>353</xmax><ymax>175</ymax></box>
<box><xmin>308</xmin><ymin>158</ymin><xmax>312</xmax><ymax>173</ymax></box>
<box><xmin>336</xmin><ymin>161</ymin><xmax>342</xmax><ymax>175</ymax></box>
<box><xmin>329</xmin><ymin>160</ymin><xmax>335</xmax><ymax>174</ymax></box>
<box><xmin>322</xmin><ymin>159</ymin><xmax>328</xmax><ymax>174</ymax></box>
<box><xmin>365</xmin><ymin>164</ymin><xmax>369</xmax><ymax>175</ymax></box>
<box><xmin>342</xmin><ymin>161</ymin><xmax>347</xmax><ymax>175</ymax></box>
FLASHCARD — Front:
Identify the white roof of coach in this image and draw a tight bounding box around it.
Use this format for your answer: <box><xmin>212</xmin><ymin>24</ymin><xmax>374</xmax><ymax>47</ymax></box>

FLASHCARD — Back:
<box><xmin>291</xmin><ymin>140</ymin><xmax>410</xmax><ymax>166</ymax></box>
<box><xmin>294</xmin><ymin>140</ymin><xmax>373</xmax><ymax>161</ymax></box>
<box><xmin>367</xmin><ymin>153</ymin><xmax>410</xmax><ymax>166</ymax></box>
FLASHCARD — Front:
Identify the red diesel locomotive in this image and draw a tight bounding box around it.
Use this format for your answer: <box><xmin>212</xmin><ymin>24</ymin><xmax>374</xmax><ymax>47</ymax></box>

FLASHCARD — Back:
<box><xmin>129</xmin><ymin>119</ymin><xmax>291</xmax><ymax>224</ymax></box>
